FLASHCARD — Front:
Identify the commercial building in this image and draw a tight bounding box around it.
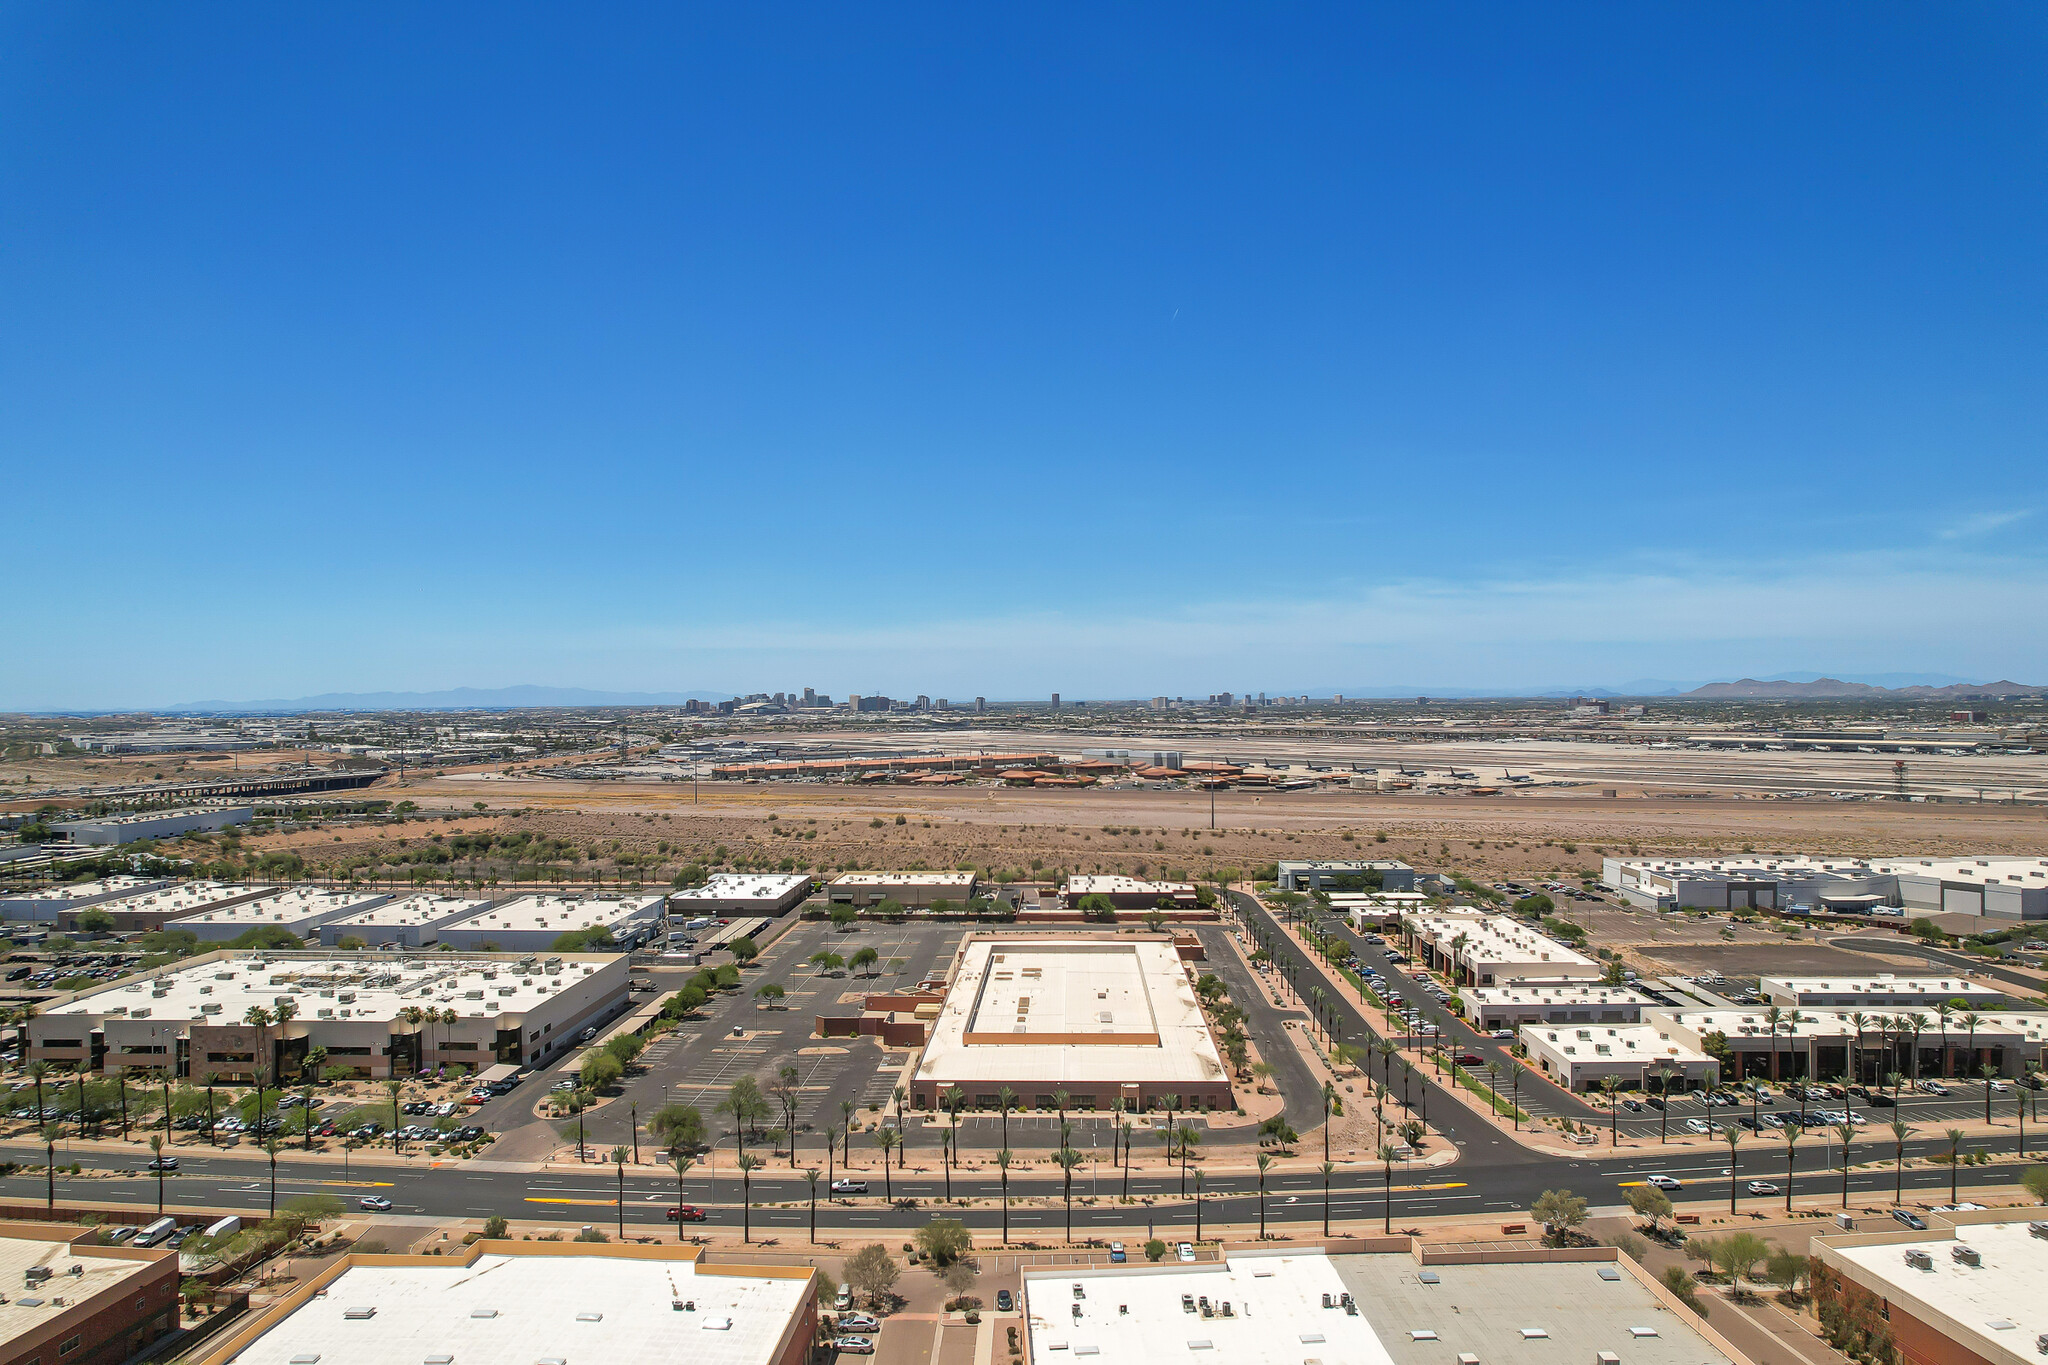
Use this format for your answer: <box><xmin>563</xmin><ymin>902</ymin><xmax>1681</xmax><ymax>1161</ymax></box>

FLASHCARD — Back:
<box><xmin>318</xmin><ymin>894</ymin><xmax>492</xmax><ymax>949</ymax></box>
<box><xmin>50</xmin><ymin>805</ymin><xmax>252</xmax><ymax>845</ymax></box>
<box><xmin>1276</xmin><ymin>859</ymin><xmax>1416</xmax><ymax>893</ymax></box>
<box><xmin>1604</xmin><ymin>854</ymin><xmax>2048</xmax><ymax>920</ymax></box>
<box><xmin>188</xmin><ymin>1242</ymin><xmax>817</xmax><ymax>1365</ymax></box>
<box><xmin>1520</xmin><ymin>1021</ymin><xmax>1720</xmax><ymax>1092</ymax></box>
<box><xmin>1643</xmin><ymin>1007</ymin><xmax>2048</xmax><ymax>1084</ymax></box>
<box><xmin>435</xmin><ymin>892</ymin><xmax>667</xmax><ymax>951</ymax></box>
<box><xmin>29</xmin><ymin>949</ymin><xmax>631</xmax><ymax>1081</ymax></box>
<box><xmin>827</xmin><ymin>871</ymin><xmax>978</xmax><ymax>909</ymax></box>
<box><xmin>1811</xmin><ymin>1213</ymin><xmax>2047</xmax><ymax>1365</ymax></box>
<box><xmin>668</xmin><ymin>873</ymin><xmax>814</xmax><ymax>918</ymax></box>
<box><xmin>1461</xmin><ymin>983</ymin><xmax>1655</xmax><ymax>1029</ymax></box>
<box><xmin>167</xmin><ymin>887</ymin><xmax>393</xmax><ymax>943</ymax></box>
<box><xmin>0</xmin><ymin>1221</ymin><xmax>181</xmax><ymax>1365</ymax></box>
<box><xmin>910</xmin><ymin>934</ymin><xmax>1230</xmax><ymax>1111</ymax></box>
<box><xmin>57</xmin><ymin>880</ymin><xmax>277</xmax><ymax>933</ymax></box>
<box><xmin>1760</xmin><ymin>973</ymin><xmax>2007</xmax><ymax>1010</ymax></box>
<box><xmin>0</xmin><ymin>876</ymin><xmax>173</xmax><ymax>924</ymax></box>
<box><xmin>1022</xmin><ymin>1244</ymin><xmax>1752</xmax><ymax>1365</ymax></box>
<box><xmin>1062</xmin><ymin>875</ymin><xmax>1198</xmax><ymax>909</ymax></box>
<box><xmin>1400</xmin><ymin>912</ymin><xmax>1602</xmax><ymax>986</ymax></box>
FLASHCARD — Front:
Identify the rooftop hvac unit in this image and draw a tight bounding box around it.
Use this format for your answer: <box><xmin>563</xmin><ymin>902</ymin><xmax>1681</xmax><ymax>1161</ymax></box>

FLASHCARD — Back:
<box><xmin>2033</xmin><ymin>1222</ymin><xmax>2048</xmax><ymax>1240</ymax></box>
<box><xmin>199</xmin><ymin>1004</ymin><xmax>222</xmax><ymax>1014</ymax></box>
<box><xmin>1904</xmin><ymin>1250</ymin><xmax>1933</xmax><ymax>1270</ymax></box>
<box><xmin>1953</xmin><ymin>1245</ymin><xmax>1981</xmax><ymax>1265</ymax></box>
<box><xmin>132</xmin><ymin>1008</ymin><xmax>150</xmax><ymax>1019</ymax></box>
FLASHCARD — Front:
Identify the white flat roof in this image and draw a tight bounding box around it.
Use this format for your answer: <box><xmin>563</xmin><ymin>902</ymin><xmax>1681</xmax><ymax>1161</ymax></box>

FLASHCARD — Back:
<box><xmin>1466</xmin><ymin>984</ymin><xmax>1655</xmax><ymax>1007</ymax></box>
<box><xmin>1827</xmin><ymin>1220</ymin><xmax>2048</xmax><ymax>1364</ymax></box>
<box><xmin>441</xmin><ymin>893</ymin><xmax>665</xmax><ymax>935</ymax></box>
<box><xmin>0</xmin><ymin>875</ymin><xmax>161</xmax><ymax>904</ymax></box>
<box><xmin>167</xmin><ymin>887</ymin><xmax>386</xmax><ymax>930</ymax></box>
<box><xmin>1615</xmin><ymin>855</ymin><xmax>2048</xmax><ymax>887</ymax></box>
<box><xmin>1652</xmin><ymin>1007</ymin><xmax>2048</xmax><ymax>1043</ymax></box>
<box><xmin>44</xmin><ymin>951</ymin><xmax>617</xmax><ymax>1025</ymax></box>
<box><xmin>1065</xmin><ymin>876</ymin><xmax>1194</xmax><ymax>895</ymax></box>
<box><xmin>0</xmin><ymin>1233</ymin><xmax>162</xmax><ymax>1348</ymax></box>
<box><xmin>1404</xmin><ymin>913</ymin><xmax>1599</xmax><ymax>971</ymax></box>
<box><xmin>1762</xmin><ymin>974</ymin><xmax>2002</xmax><ymax>998</ymax></box>
<box><xmin>226</xmin><ymin>1252</ymin><xmax>811</xmax><ymax>1365</ymax></box>
<box><xmin>1023</xmin><ymin>1252</ymin><xmax>1392</xmax><ymax>1365</ymax></box>
<box><xmin>1525</xmin><ymin>1023</ymin><xmax>1712</xmax><ymax>1066</ymax></box>
<box><xmin>831</xmin><ymin>871</ymin><xmax>976</xmax><ymax>888</ymax></box>
<box><xmin>669</xmin><ymin>874</ymin><xmax>812</xmax><ymax>902</ymax></box>
<box><xmin>89</xmin><ymin>881</ymin><xmax>264</xmax><ymax>919</ymax></box>
<box><xmin>918</xmin><ymin>937</ymin><xmax>1226</xmax><ymax>1087</ymax></box>
<box><xmin>327</xmin><ymin>895</ymin><xmax>492</xmax><ymax>929</ymax></box>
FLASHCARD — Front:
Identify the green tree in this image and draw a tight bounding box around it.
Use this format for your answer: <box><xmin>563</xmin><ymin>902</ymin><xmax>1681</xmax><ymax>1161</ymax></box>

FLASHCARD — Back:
<box><xmin>2022</xmin><ymin>1165</ymin><xmax>2048</xmax><ymax>1204</ymax></box>
<box><xmin>1625</xmin><ymin>1186</ymin><xmax>1674</xmax><ymax>1230</ymax></box>
<box><xmin>579</xmin><ymin>1051</ymin><xmax>624</xmax><ymax>1092</ymax></box>
<box><xmin>1532</xmin><ymin>1189</ymin><xmax>1588</xmax><ymax>1244</ymax></box>
<box><xmin>754</xmin><ymin>983</ymin><xmax>786</xmax><ymax>1008</ymax></box>
<box><xmin>1144</xmin><ymin>1238</ymin><xmax>1167</xmax><ymax>1262</ymax></box>
<box><xmin>730</xmin><ymin>936</ymin><xmax>759</xmax><ymax>964</ymax></box>
<box><xmin>483</xmin><ymin>1215</ymin><xmax>508</xmax><ymax>1238</ymax></box>
<box><xmin>604</xmin><ymin>1033</ymin><xmax>645</xmax><ymax>1066</ymax></box>
<box><xmin>810</xmin><ymin>951</ymin><xmax>845</xmax><ymax>975</ymax></box>
<box><xmin>830</xmin><ymin>904</ymin><xmax>858</xmax><ymax>931</ymax></box>
<box><xmin>915</xmin><ymin>1217</ymin><xmax>972</xmax><ymax>1266</ymax></box>
<box><xmin>844</xmin><ymin>1243</ymin><xmax>900</xmax><ymax>1306</ymax></box>
<box><xmin>850</xmin><ymin>946</ymin><xmax>880</xmax><ymax>977</ymax></box>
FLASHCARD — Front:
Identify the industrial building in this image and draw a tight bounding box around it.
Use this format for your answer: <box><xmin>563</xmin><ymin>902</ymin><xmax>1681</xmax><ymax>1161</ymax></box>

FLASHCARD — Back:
<box><xmin>668</xmin><ymin>873</ymin><xmax>814</xmax><ymax>918</ymax></box>
<box><xmin>0</xmin><ymin>1221</ymin><xmax>181</xmax><ymax>1365</ymax></box>
<box><xmin>910</xmin><ymin>934</ymin><xmax>1230</xmax><ymax>1111</ymax></box>
<box><xmin>167</xmin><ymin>887</ymin><xmax>394</xmax><ymax>943</ymax></box>
<box><xmin>56</xmin><ymin>880</ymin><xmax>278</xmax><ymax>933</ymax></box>
<box><xmin>1061</xmin><ymin>875</ymin><xmax>1198</xmax><ymax>909</ymax></box>
<box><xmin>435</xmin><ymin>892</ymin><xmax>667</xmax><ymax>951</ymax></box>
<box><xmin>1759</xmin><ymin>973</ymin><xmax>2007</xmax><ymax>1010</ymax></box>
<box><xmin>318</xmin><ymin>894</ymin><xmax>493</xmax><ymax>948</ymax></box>
<box><xmin>1520</xmin><ymin>1021</ymin><xmax>1720</xmax><ymax>1092</ymax></box>
<box><xmin>0</xmin><ymin>875</ymin><xmax>172</xmax><ymax>924</ymax></box>
<box><xmin>29</xmin><ymin>949</ymin><xmax>631</xmax><ymax>1081</ymax></box>
<box><xmin>51</xmin><ymin>805</ymin><xmax>252</xmax><ymax>845</ymax></box>
<box><xmin>188</xmin><ymin>1243</ymin><xmax>818</xmax><ymax>1365</ymax></box>
<box><xmin>1023</xmin><ymin>1245</ymin><xmax>1751</xmax><ymax>1365</ymax></box>
<box><xmin>1461</xmin><ymin>983</ymin><xmax>1655</xmax><ymax>1029</ymax></box>
<box><xmin>1276</xmin><ymin>859</ymin><xmax>1416</xmax><ymax>892</ymax></box>
<box><xmin>1811</xmin><ymin>1212</ymin><xmax>2043</xmax><ymax>1365</ymax></box>
<box><xmin>1400</xmin><ymin>911</ymin><xmax>1602</xmax><ymax>985</ymax></box>
<box><xmin>827</xmin><ymin>871</ymin><xmax>978</xmax><ymax>909</ymax></box>
<box><xmin>1604</xmin><ymin>854</ymin><xmax>2048</xmax><ymax>920</ymax></box>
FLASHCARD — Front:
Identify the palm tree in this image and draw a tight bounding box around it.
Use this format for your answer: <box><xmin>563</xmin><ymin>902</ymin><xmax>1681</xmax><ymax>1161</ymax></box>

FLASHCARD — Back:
<box><xmin>841</xmin><ymin>1099</ymin><xmax>857</xmax><ymax>1167</ymax></box>
<box><xmin>1848</xmin><ymin>1012</ymin><xmax>1869</xmax><ymax>1087</ymax></box>
<box><xmin>610</xmin><ymin>1147</ymin><xmax>629</xmax><ymax>1239</ymax></box>
<box><xmin>1599</xmin><ymin>1075</ymin><xmax>1621</xmax><ymax>1146</ymax></box>
<box><xmin>41</xmin><ymin>1122</ymin><xmax>60</xmax><ymax>1209</ymax></box>
<box><xmin>998</xmin><ymin>1087</ymin><xmax>1016</xmax><ymax>1153</ymax></box>
<box><xmin>1834</xmin><ymin>1119</ymin><xmax>1856</xmax><ymax>1208</ymax></box>
<box><xmin>1982</xmin><ymin>1062</ymin><xmax>1998</xmax><ymax>1125</ymax></box>
<box><xmin>1780</xmin><ymin>1120</ymin><xmax>1802</xmax><ymax>1214</ymax></box>
<box><xmin>1115</xmin><ymin>1110</ymin><xmax>1132</xmax><ymax>1200</ymax></box>
<box><xmin>243</xmin><ymin>1006</ymin><xmax>274</xmax><ymax>1090</ymax></box>
<box><xmin>875</xmin><ymin>1128</ymin><xmax>899</xmax><ymax>1201</ymax></box>
<box><xmin>1256</xmin><ymin>1153</ymin><xmax>1274</xmax><ymax>1239</ymax></box>
<box><xmin>1655</xmin><ymin>1065</ymin><xmax>1674</xmax><ymax>1144</ymax></box>
<box><xmin>1722</xmin><ymin>1127</ymin><xmax>1743</xmax><ymax>1214</ymax></box>
<box><xmin>26</xmin><ymin>1060</ymin><xmax>49</xmax><ymax>1133</ymax></box>
<box><xmin>1319</xmin><ymin>1160</ymin><xmax>1336</xmax><ymax>1237</ymax></box>
<box><xmin>1160</xmin><ymin>1093</ymin><xmax>1181</xmax><ymax>1177</ymax></box>
<box><xmin>1192</xmin><ymin>1168</ymin><xmax>1206</xmax><ymax>1242</ymax></box>
<box><xmin>1321</xmin><ymin>1081</ymin><xmax>1337</xmax><ymax>1165</ymax></box>
<box><xmin>669</xmin><ymin>1151</ymin><xmax>695</xmax><ymax>1240</ymax></box>
<box><xmin>264</xmin><ymin>1138</ymin><xmax>281</xmax><ymax>1216</ymax></box>
<box><xmin>804</xmin><ymin>1167</ymin><xmax>820</xmax><ymax>1242</ymax></box>
<box><xmin>1960</xmin><ymin>1012</ymin><xmax>1984</xmax><ymax>1092</ymax></box>
<box><xmin>996</xmin><ymin>1148</ymin><xmax>1013</xmax><ymax>1245</ymax></box>
<box><xmin>1055</xmin><ymin>1145</ymin><xmax>1083</xmax><ymax>1243</ymax></box>
<box><xmin>738</xmin><ymin>1154</ymin><xmax>761</xmax><ymax>1243</ymax></box>
<box><xmin>150</xmin><ymin>1134</ymin><xmax>167</xmax><ymax>1214</ymax></box>
<box><xmin>1052</xmin><ymin>1089</ymin><xmax>1070</xmax><ymax>1127</ymax></box>
<box><xmin>1946</xmin><ymin>1128</ymin><xmax>1966</xmax><ymax>1205</ymax></box>
<box><xmin>1904</xmin><ymin>1013</ymin><xmax>1928</xmax><ymax>1086</ymax></box>
<box><xmin>1933</xmin><ymin>1002</ymin><xmax>1955</xmax><ymax>1078</ymax></box>
<box><xmin>385</xmin><ymin>1078</ymin><xmax>404</xmax><ymax>1153</ymax></box>
<box><xmin>1378</xmin><ymin>1142</ymin><xmax>1399</xmax><ymax>1234</ymax></box>
<box><xmin>1891</xmin><ymin>1119</ymin><xmax>1913</xmax><ymax>1204</ymax></box>
<box><xmin>893</xmin><ymin>1085</ymin><xmax>908</xmax><ymax>1167</ymax></box>
<box><xmin>1763</xmin><ymin>1007</ymin><xmax>1785</xmax><ymax>1082</ymax></box>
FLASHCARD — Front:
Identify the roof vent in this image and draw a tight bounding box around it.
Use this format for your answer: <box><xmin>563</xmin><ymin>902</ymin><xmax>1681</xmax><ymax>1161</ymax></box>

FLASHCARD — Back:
<box><xmin>471</xmin><ymin>1308</ymin><xmax>498</xmax><ymax>1318</ymax></box>
<box><xmin>576</xmin><ymin>1312</ymin><xmax>603</xmax><ymax>1322</ymax></box>
<box><xmin>343</xmin><ymin>1306</ymin><xmax>377</xmax><ymax>1319</ymax></box>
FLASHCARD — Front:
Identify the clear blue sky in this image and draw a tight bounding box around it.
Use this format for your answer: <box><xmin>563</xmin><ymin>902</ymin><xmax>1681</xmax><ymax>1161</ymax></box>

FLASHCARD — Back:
<box><xmin>5</xmin><ymin>8</ymin><xmax>2044</xmax><ymax>709</ymax></box>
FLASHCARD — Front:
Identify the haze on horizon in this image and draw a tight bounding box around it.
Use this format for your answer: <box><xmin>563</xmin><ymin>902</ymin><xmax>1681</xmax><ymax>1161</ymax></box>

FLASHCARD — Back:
<box><xmin>3</xmin><ymin>9</ymin><xmax>2043</xmax><ymax>712</ymax></box>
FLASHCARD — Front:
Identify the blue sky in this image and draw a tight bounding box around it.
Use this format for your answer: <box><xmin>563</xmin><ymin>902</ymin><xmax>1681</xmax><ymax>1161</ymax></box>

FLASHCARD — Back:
<box><xmin>4</xmin><ymin>8</ymin><xmax>2044</xmax><ymax>709</ymax></box>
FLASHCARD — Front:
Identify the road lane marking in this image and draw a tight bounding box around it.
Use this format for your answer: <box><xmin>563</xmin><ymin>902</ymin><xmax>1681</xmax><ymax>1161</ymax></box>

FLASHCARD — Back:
<box><xmin>525</xmin><ymin>1197</ymin><xmax>619</xmax><ymax>1207</ymax></box>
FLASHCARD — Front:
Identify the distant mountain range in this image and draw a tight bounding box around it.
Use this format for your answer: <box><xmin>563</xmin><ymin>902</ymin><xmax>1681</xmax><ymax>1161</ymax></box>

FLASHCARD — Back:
<box><xmin>1683</xmin><ymin>678</ymin><xmax>2046</xmax><ymax>700</ymax></box>
<box><xmin>162</xmin><ymin>685</ymin><xmax>735</xmax><ymax>714</ymax></box>
<box><xmin>1310</xmin><ymin>672</ymin><xmax>2039</xmax><ymax>701</ymax></box>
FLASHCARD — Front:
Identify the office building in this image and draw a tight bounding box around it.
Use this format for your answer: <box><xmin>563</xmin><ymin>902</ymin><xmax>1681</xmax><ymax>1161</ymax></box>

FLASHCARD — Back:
<box><xmin>187</xmin><ymin>1243</ymin><xmax>817</xmax><ymax>1365</ymax></box>
<box><xmin>1760</xmin><ymin>973</ymin><xmax>2006</xmax><ymax>1010</ymax></box>
<box><xmin>1400</xmin><ymin>912</ymin><xmax>1602</xmax><ymax>985</ymax></box>
<box><xmin>0</xmin><ymin>876</ymin><xmax>173</xmax><ymax>924</ymax></box>
<box><xmin>56</xmin><ymin>880</ymin><xmax>277</xmax><ymax>933</ymax></box>
<box><xmin>0</xmin><ymin>1222</ymin><xmax>181</xmax><ymax>1365</ymax></box>
<box><xmin>30</xmin><ymin>949</ymin><xmax>630</xmax><ymax>1081</ymax></box>
<box><xmin>167</xmin><ymin>887</ymin><xmax>394</xmax><ymax>943</ymax></box>
<box><xmin>1023</xmin><ymin>1245</ymin><xmax>1752</xmax><ymax>1365</ymax></box>
<box><xmin>318</xmin><ymin>894</ymin><xmax>492</xmax><ymax>949</ymax></box>
<box><xmin>1604</xmin><ymin>854</ymin><xmax>2048</xmax><ymax>920</ymax></box>
<box><xmin>1812</xmin><ymin>1213</ymin><xmax>2043</xmax><ymax>1365</ymax></box>
<box><xmin>1061</xmin><ymin>875</ymin><xmax>1198</xmax><ymax>909</ymax></box>
<box><xmin>1461</xmin><ymin>983</ymin><xmax>1655</xmax><ymax>1029</ymax></box>
<box><xmin>827</xmin><ymin>871</ymin><xmax>977</xmax><ymax>910</ymax></box>
<box><xmin>668</xmin><ymin>873</ymin><xmax>814</xmax><ymax>918</ymax></box>
<box><xmin>911</xmin><ymin>934</ymin><xmax>1230</xmax><ymax>1111</ymax></box>
<box><xmin>435</xmin><ymin>893</ymin><xmax>667</xmax><ymax>952</ymax></box>
<box><xmin>51</xmin><ymin>806</ymin><xmax>253</xmax><ymax>846</ymax></box>
<box><xmin>1520</xmin><ymin>1021</ymin><xmax>1720</xmax><ymax>1092</ymax></box>
<box><xmin>1276</xmin><ymin>860</ymin><xmax>1416</xmax><ymax>893</ymax></box>
<box><xmin>1644</xmin><ymin>1007</ymin><xmax>2048</xmax><ymax>1084</ymax></box>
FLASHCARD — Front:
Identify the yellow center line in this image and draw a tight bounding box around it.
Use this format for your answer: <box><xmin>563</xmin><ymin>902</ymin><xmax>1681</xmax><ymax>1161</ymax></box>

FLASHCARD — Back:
<box><xmin>316</xmin><ymin>1180</ymin><xmax>395</xmax><ymax>1188</ymax></box>
<box><xmin>524</xmin><ymin>1197</ymin><xmax>620</xmax><ymax>1207</ymax></box>
<box><xmin>1395</xmin><ymin>1181</ymin><xmax>1467</xmax><ymax>1192</ymax></box>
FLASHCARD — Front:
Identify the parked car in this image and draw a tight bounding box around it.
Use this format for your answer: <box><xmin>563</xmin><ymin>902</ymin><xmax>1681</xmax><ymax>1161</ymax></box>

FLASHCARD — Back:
<box><xmin>1109</xmin><ymin>1242</ymin><xmax>1126</xmax><ymax>1262</ymax></box>
<box><xmin>1891</xmin><ymin>1209</ymin><xmax>1928</xmax><ymax>1230</ymax></box>
<box><xmin>995</xmin><ymin>1290</ymin><xmax>1013</xmax><ymax>1312</ymax></box>
<box><xmin>1621</xmin><ymin>1099</ymin><xmax>1643</xmax><ymax>1113</ymax></box>
<box><xmin>1917</xmin><ymin>1080</ymin><xmax>1947</xmax><ymax>1095</ymax></box>
<box><xmin>1177</xmin><ymin>1242</ymin><xmax>1196</xmax><ymax>1262</ymax></box>
<box><xmin>838</xmin><ymin>1312</ymin><xmax>881</xmax><ymax>1332</ymax></box>
<box><xmin>832</xmin><ymin>1336</ymin><xmax>876</xmax><ymax>1354</ymax></box>
<box><xmin>1490</xmin><ymin>1029</ymin><xmax>1515</xmax><ymax>1040</ymax></box>
<box><xmin>1455</xmin><ymin>1052</ymin><xmax>1483</xmax><ymax>1066</ymax></box>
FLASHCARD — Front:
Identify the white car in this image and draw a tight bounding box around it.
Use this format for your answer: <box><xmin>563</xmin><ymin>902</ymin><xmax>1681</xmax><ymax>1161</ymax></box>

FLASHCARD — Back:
<box><xmin>1746</xmin><ymin>1180</ymin><xmax>1778</xmax><ymax>1195</ymax></box>
<box><xmin>1176</xmin><ymin>1242</ymin><xmax>1196</xmax><ymax>1263</ymax></box>
<box><xmin>1491</xmin><ymin>1029</ymin><xmax>1514</xmax><ymax>1040</ymax></box>
<box><xmin>1645</xmin><ymin>1174</ymin><xmax>1683</xmax><ymax>1190</ymax></box>
<box><xmin>358</xmin><ymin>1195</ymin><xmax>394</xmax><ymax>1211</ymax></box>
<box><xmin>1683</xmin><ymin>1118</ymin><xmax>1711</xmax><ymax>1134</ymax></box>
<box><xmin>1990</xmin><ymin>1080</ymin><xmax>2012</xmax><ymax>1094</ymax></box>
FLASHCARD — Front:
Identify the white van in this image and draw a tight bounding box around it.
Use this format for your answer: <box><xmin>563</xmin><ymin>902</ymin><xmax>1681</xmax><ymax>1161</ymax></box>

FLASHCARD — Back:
<box><xmin>683</xmin><ymin>917</ymin><xmax>714</xmax><ymax>931</ymax></box>
<box><xmin>135</xmin><ymin>1217</ymin><xmax>178</xmax><ymax>1247</ymax></box>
